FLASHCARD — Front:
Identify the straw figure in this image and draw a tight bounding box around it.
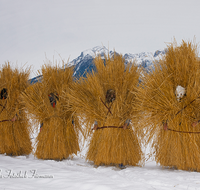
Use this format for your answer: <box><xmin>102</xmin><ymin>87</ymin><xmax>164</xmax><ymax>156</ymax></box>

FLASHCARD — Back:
<box><xmin>135</xmin><ymin>40</ymin><xmax>200</xmax><ymax>171</ymax></box>
<box><xmin>21</xmin><ymin>61</ymin><xmax>82</xmax><ymax>160</ymax></box>
<box><xmin>0</xmin><ymin>62</ymin><xmax>32</xmax><ymax>156</ymax></box>
<box><xmin>66</xmin><ymin>53</ymin><xmax>143</xmax><ymax>168</ymax></box>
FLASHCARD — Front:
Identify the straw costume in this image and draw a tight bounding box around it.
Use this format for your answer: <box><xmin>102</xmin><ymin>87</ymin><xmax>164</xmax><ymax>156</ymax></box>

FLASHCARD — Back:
<box><xmin>21</xmin><ymin>62</ymin><xmax>82</xmax><ymax>160</ymax></box>
<box><xmin>66</xmin><ymin>53</ymin><xmax>143</xmax><ymax>167</ymax></box>
<box><xmin>0</xmin><ymin>62</ymin><xmax>32</xmax><ymax>156</ymax></box>
<box><xmin>136</xmin><ymin>40</ymin><xmax>200</xmax><ymax>171</ymax></box>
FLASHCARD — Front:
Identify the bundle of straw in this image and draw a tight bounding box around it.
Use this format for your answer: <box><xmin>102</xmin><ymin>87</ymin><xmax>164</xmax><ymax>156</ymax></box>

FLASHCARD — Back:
<box><xmin>21</xmin><ymin>60</ymin><xmax>82</xmax><ymax>160</ymax></box>
<box><xmin>66</xmin><ymin>53</ymin><xmax>144</xmax><ymax>166</ymax></box>
<box><xmin>0</xmin><ymin>62</ymin><xmax>32</xmax><ymax>156</ymax></box>
<box><xmin>135</xmin><ymin>40</ymin><xmax>200</xmax><ymax>171</ymax></box>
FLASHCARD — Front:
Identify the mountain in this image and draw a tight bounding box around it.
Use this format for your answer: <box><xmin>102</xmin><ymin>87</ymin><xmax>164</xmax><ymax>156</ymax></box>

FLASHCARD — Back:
<box><xmin>70</xmin><ymin>46</ymin><xmax>166</xmax><ymax>78</ymax></box>
<box><xmin>29</xmin><ymin>46</ymin><xmax>166</xmax><ymax>84</ymax></box>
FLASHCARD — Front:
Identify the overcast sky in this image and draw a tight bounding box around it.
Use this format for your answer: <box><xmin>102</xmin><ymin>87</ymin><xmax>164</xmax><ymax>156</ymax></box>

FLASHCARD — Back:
<box><xmin>0</xmin><ymin>0</ymin><xmax>200</xmax><ymax>78</ymax></box>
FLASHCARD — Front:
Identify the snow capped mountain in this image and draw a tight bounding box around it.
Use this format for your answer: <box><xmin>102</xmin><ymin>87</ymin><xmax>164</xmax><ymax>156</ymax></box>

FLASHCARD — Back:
<box><xmin>77</xmin><ymin>46</ymin><xmax>110</xmax><ymax>60</ymax></box>
<box><xmin>124</xmin><ymin>49</ymin><xmax>166</xmax><ymax>67</ymax></box>
<box><xmin>69</xmin><ymin>46</ymin><xmax>114</xmax><ymax>78</ymax></box>
<box><xmin>70</xmin><ymin>46</ymin><xmax>166</xmax><ymax>78</ymax></box>
<box><xmin>29</xmin><ymin>47</ymin><xmax>166</xmax><ymax>83</ymax></box>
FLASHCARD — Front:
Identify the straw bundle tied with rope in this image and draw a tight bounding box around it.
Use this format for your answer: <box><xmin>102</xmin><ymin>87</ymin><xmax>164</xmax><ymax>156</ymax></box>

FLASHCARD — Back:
<box><xmin>135</xmin><ymin>40</ymin><xmax>200</xmax><ymax>171</ymax></box>
<box><xmin>65</xmin><ymin>52</ymin><xmax>144</xmax><ymax>167</ymax></box>
<box><xmin>21</xmin><ymin>60</ymin><xmax>83</xmax><ymax>160</ymax></box>
<box><xmin>0</xmin><ymin>62</ymin><xmax>32</xmax><ymax>156</ymax></box>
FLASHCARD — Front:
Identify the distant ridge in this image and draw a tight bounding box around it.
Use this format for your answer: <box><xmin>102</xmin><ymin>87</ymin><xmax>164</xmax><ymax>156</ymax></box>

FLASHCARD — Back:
<box><xmin>29</xmin><ymin>46</ymin><xmax>166</xmax><ymax>84</ymax></box>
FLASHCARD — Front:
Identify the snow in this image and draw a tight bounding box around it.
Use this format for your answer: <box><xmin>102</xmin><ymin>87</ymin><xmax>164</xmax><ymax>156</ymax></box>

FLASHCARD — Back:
<box><xmin>1</xmin><ymin>141</ymin><xmax>200</xmax><ymax>190</ymax></box>
<box><xmin>1</xmin><ymin>0</ymin><xmax>200</xmax><ymax>189</ymax></box>
<box><xmin>80</xmin><ymin>46</ymin><xmax>110</xmax><ymax>58</ymax></box>
<box><xmin>0</xmin><ymin>129</ymin><xmax>200</xmax><ymax>190</ymax></box>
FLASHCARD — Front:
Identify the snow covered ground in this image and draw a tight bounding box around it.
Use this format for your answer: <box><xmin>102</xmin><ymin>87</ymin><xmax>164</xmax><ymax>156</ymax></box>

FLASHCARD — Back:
<box><xmin>0</xmin><ymin>128</ymin><xmax>200</xmax><ymax>190</ymax></box>
<box><xmin>1</xmin><ymin>137</ymin><xmax>200</xmax><ymax>190</ymax></box>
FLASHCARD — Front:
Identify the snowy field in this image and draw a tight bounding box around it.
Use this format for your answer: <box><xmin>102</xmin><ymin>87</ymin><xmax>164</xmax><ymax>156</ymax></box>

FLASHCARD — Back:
<box><xmin>1</xmin><ymin>0</ymin><xmax>200</xmax><ymax>189</ymax></box>
<box><xmin>0</xmin><ymin>129</ymin><xmax>200</xmax><ymax>190</ymax></box>
<box><xmin>1</xmin><ymin>137</ymin><xmax>200</xmax><ymax>190</ymax></box>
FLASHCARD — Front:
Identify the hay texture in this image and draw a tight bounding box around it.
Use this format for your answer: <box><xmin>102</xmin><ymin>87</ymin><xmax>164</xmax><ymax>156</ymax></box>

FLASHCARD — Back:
<box><xmin>21</xmin><ymin>61</ymin><xmax>82</xmax><ymax>160</ymax></box>
<box><xmin>66</xmin><ymin>53</ymin><xmax>143</xmax><ymax>166</ymax></box>
<box><xmin>135</xmin><ymin>40</ymin><xmax>200</xmax><ymax>171</ymax></box>
<box><xmin>0</xmin><ymin>62</ymin><xmax>32</xmax><ymax>156</ymax></box>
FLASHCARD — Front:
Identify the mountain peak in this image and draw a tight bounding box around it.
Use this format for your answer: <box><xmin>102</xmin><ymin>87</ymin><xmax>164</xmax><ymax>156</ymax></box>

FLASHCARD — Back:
<box><xmin>80</xmin><ymin>46</ymin><xmax>110</xmax><ymax>58</ymax></box>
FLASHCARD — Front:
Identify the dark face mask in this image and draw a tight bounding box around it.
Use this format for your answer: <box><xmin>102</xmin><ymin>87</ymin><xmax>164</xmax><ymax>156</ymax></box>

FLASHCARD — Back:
<box><xmin>106</xmin><ymin>89</ymin><xmax>116</xmax><ymax>103</ymax></box>
<box><xmin>48</xmin><ymin>93</ymin><xmax>59</xmax><ymax>108</ymax></box>
<box><xmin>0</xmin><ymin>88</ymin><xmax>7</xmax><ymax>100</ymax></box>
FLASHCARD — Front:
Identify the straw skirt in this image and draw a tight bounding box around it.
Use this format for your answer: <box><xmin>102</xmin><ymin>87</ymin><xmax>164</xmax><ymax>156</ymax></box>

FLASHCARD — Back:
<box><xmin>0</xmin><ymin>110</ymin><xmax>32</xmax><ymax>156</ymax></box>
<box><xmin>154</xmin><ymin>118</ymin><xmax>200</xmax><ymax>171</ymax></box>
<box><xmin>86</xmin><ymin>127</ymin><xmax>142</xmax><ymax>166</ymax></box>
<box><xmin>35</xmin><ymin>117</ymin><xmax>79</xmax><ymax>160</ymax></box>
